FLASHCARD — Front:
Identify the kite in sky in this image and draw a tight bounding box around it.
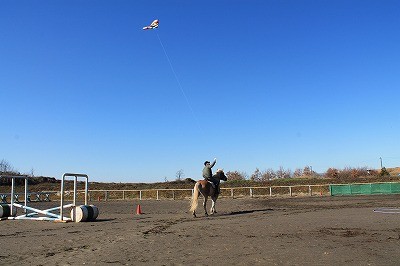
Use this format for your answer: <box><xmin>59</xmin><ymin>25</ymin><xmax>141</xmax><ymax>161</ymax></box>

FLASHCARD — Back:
<box><xmin>141</xmin><ymin>18</ymin><xmax>202</xmax><ymax>132</ymax></box>
<box><xmin>143</xmin><ymin>19</ymin><xmax>159</xmax><ymax>30</ymax></box>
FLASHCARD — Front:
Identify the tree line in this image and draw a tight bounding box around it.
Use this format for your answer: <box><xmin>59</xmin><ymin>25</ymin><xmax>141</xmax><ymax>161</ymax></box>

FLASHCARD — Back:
<box><xmin>225</xmin><ymin>166</ymin><xmax>390</xmax><ymax>182</ymax></box>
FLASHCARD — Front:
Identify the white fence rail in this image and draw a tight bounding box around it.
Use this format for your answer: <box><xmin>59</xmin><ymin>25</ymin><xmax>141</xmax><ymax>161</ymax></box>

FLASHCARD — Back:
<box><xmin>0</xmin><ymin>192</ymin><xmax>57</xmax><ymax>203</ymax></box>
<box><xmin>0</xmin><ymin>184</ymin><xmax>330</xmax><ymax>202</ymax></box>
<box><xmin>83</xmin><ymin>184</ymin><xmax>330</xmax><ymax>201</ymax></box>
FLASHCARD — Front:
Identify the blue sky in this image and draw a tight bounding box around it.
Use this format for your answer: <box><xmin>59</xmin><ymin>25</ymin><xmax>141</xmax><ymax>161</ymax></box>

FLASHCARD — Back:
<box><xmin>1</xmin><ymin>0</ymin><xmax>399</xmax><ymax>182</ymax></box>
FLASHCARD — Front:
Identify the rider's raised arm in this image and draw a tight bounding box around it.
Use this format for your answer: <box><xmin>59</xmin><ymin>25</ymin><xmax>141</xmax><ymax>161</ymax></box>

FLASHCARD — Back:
<box><xmin>210</xmin><ymin>158</ymin><xmax>217</xmax><ymax>168</ymax></box>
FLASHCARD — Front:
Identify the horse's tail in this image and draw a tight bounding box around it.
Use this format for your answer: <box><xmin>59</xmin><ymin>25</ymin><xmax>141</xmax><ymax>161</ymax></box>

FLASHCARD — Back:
<box><xmin>189</xmin><ymin>182</ymin><xmax>200</xmax><ymax>213</ymax></box>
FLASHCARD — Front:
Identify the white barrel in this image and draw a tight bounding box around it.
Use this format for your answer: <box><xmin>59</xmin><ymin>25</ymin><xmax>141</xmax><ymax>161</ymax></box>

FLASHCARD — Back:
<box><xmin>0</xmin><ymin>204</ymin><xmax>16</xmax><ymax>218</ymax></box>
<box><xmin>70</xmin><ymin>205</ymin><xmax>99</xmax><ymax>222</ymax></box>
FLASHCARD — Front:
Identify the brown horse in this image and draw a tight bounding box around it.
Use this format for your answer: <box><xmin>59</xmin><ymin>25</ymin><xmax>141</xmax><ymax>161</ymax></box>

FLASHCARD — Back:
<box><xmin>189</xmin><ymin>169</ymin><xmax>227</xmax><ymax>217</ymax></box>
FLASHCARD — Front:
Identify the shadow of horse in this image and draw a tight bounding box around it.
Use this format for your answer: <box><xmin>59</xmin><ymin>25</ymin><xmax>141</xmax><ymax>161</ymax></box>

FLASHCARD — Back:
<box><xmin>224</xmin><ymin>208</ymin><xmax>274</xmax><ymax>216</ymax></box>
<box><xmin>188</xmin><ymin>208</ymin><xmax>275</xmax><ymax>219</ymax></box>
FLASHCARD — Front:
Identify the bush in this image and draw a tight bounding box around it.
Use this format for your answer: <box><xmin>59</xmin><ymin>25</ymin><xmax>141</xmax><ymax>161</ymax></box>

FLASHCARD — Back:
<box><xmin>380</xmin><ymin>167</ymin><xmax>390</xmax><ymax>177</ymax></box>
<box><xmin>342</xmin><ymin>167</ymin><xmax>370</xmax><ymax>179</ymax></box>
<box><xmin>324</xmin><ymin>167</ymin><xmax>372</xmax><ymax>179</ymax></box>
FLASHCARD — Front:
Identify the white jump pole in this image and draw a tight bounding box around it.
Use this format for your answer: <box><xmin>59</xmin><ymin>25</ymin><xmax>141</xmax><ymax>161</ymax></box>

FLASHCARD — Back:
<box><xmin>1</xmin><ymin>175</ymin><xmax>30</xmax><ymax>218</ymax></box>
<box><xmin>14</xmin><ymin>204</ymin><xmax>63</xmax><ymax>219</ymax></box>
<box><xmin>11</xmin><ymin>177</ymin><xmax>15</xmax><ymax>216</ymax></box>
<box><xmin>25</xmin><ymin>204</ymin><xmax>73</xmax><ymax>218</ymax></box>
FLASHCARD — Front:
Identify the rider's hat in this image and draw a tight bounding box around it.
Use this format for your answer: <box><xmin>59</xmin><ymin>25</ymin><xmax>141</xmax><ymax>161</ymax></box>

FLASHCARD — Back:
<box><xmin>204</xmin><ymin>161</ymin><xmax>210</xmax><ymax>166</ymax></box>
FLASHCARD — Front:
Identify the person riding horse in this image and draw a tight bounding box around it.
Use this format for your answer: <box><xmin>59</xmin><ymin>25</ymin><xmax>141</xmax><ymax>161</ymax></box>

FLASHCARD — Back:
<box><xmin>202</xmin><ymin>158</ymin><xmax>220</xmax><ymax>194</ymax></box>
<box><xmin>190</xmin><ymin>168</ymin><xmax>227</xmax><ymax>217</ymax></box>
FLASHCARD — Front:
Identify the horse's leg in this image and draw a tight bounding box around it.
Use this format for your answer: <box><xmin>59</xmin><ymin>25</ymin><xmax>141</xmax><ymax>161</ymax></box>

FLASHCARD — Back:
<box><xmin>210</xmin><ymin>195</ymin><xmax>218</xmax><ymax>214</ymax></box>
<box><xmin>203</xmin><ymin>196</ymin><xmax>208</xmax><ymax>216</ymax></box>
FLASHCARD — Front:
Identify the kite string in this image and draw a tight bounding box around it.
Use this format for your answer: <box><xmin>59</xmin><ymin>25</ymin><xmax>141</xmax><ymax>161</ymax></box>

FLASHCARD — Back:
<box><xmin>156</xmin><ymin>32</ymin><xmax>203</xmax><ymax>133</ymax></box>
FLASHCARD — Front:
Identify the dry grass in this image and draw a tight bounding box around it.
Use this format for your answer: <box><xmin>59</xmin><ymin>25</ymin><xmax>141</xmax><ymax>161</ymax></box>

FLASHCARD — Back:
<box><xmin>387</xmin><ymin>167</ymin><xmax>400</xmax><ymax>176</ymax></box>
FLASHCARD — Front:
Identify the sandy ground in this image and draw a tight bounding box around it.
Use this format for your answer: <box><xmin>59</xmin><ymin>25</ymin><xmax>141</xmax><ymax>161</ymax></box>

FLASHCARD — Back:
<box><xmin>1</xmin><ymin>195</ymin><xmax>400</xmax><ymax>265</ymax></box>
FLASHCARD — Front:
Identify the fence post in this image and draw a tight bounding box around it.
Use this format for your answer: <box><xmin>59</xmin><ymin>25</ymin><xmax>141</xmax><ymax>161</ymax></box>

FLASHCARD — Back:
<box><xmin>172</xmin><ymin>190</ymin><xmax>175</xmax><ymax>200</ymax></box>
<box><xmin>105</xmin><ymin>191</ymin><xmax>108</xmax><ymax>201</ymax></box>
<box><xmin>157</xmin><ymin>190</ymin><xmax>159</xmax><ymax>200</ymax></box>
<box><xmin>289</xmin><ymin>186</ymin><xmax>292</xmax><ymax>197</ymax></box>
<box><xmin>269</xmin><ymin>187</ymin><xmax>272</xmax><ymax>197</ymax></box>
<box><xmin>231</xmin><ymin>188</ymin><xmax>234</xmax><ymax>199</ymax></box>
<box><xmin>250</xmin><ymin>188</ymin><xmax>253</xmax><ymax>198</ymax></box>
<box><xmin>309</xmin><ymin>186</ymin><xmax>312</xmax><ymax>196</ymax></box>
<box><xmin>122</xmin><ymin>191</ymin><xmax>125</xmax><ymax>200</ymax></box>
<box><xmin>139</xmin><ymin>191</ymin><xmax>142</xmax><ymax>200</ymax></box>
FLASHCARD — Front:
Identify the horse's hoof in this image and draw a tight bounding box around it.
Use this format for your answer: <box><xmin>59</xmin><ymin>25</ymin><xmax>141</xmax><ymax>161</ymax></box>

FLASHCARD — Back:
<box><xmin>205</xmin><ymin>213</ymin><xmax>208</xmax><ymax>217</ymax></box>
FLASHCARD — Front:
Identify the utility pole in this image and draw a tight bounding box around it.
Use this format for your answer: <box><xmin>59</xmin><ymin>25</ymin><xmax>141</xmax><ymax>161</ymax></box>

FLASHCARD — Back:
<box><xmin>379</xmin><ymin>157</ymin><xmax>383</xmax><ymax>169</ymax></box>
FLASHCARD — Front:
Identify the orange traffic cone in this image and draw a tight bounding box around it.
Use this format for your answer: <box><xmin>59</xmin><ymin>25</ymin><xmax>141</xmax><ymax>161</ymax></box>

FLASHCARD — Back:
<box><xmin>136</xmin><ymin>204</ymin><xmax>142</xmax><ymax>215</ymax></box>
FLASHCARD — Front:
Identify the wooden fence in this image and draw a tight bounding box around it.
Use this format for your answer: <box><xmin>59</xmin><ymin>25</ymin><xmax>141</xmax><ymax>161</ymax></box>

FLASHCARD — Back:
<box><xmin>0</xmin><ymin>184</ymin><xmax>330</xmax><ymax>203</ymax></box>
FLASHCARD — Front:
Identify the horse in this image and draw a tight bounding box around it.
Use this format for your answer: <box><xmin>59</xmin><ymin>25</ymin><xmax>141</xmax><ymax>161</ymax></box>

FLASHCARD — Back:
<box><xmin>189</xmin><ymin>169</ymin><xmax>227</xmax><ymax>217</ymax></box>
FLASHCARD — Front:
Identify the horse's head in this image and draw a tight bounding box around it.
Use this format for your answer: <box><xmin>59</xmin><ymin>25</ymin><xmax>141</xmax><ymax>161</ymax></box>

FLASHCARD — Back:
<box><xmin>213</xmin><ymin>169</ymin><xmax>227</xmax><ymax>181</ymax></box>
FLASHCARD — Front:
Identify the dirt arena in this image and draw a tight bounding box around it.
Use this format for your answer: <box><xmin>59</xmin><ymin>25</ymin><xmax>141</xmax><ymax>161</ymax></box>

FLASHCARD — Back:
<box><xmin>1</xmin><ymin>194</ymin><xmax>400</xmax><ymax>265</ymax></box>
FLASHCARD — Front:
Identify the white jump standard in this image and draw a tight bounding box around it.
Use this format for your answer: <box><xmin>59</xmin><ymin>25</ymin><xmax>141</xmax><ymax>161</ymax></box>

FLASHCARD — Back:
<box><xmin>0</xmin><ymin>175</ymin><xmax>65</xmax><ymax>221</ymax></box>
<box><xmin>61</xmin><ymin>173</ymin><xmax>98</xmax><ymax>222</ymax></box>
<box><xmin>0</xmin><ymin>173</ymin><xmax>99</xmax><ymax>222</ymax></box>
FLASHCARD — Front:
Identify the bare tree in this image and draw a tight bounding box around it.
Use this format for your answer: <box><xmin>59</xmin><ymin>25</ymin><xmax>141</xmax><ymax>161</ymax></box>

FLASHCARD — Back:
<box><xmin>250</xmin><ymin>168</ymin><xmax>262</xmax><ymax>182</ymax></box>
<box><xmin>0</xmin><ymin>159</ymin><xmax>14</xmax><ymax>173</ymax></box>
<box><xmin>325</xmin><ymin>168</ymin><xmax>339</xmax><ymax>178</ymax></box>
<box><xmin>260</xmin><ymin>168</ymin><xmax>275</xmax><ymax>181</ymax></box>
<box><xmin>293</xmin><ymin>168</ymin><xmax>303</xmax><ymax>178</ymax></box>
<box><xmin>226</xmin><ymin>171</ymin><xmax>247</xmax><ymax>181</ymax></box>
<box><xmin>303</xmin><ymin>166</ymin><xmax>313</xmax><ymax>177</ymax></box>
<box><xmin>175</xmin><ymin>169</ymin><xmax>184</xmax><ymax>181</ymax></box>
<box><xmin>29</xmin><ymin>168</ymin><xmax>35</xmax><ymax>177</ymax></box>
<box><xmin>276</xmin><ymin>166</ymin><xmax>292</xmax><ymax>179</ymax></box>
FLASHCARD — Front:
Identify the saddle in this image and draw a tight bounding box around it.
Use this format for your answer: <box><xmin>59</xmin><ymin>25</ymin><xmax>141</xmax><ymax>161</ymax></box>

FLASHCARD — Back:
<box><xmin>206</xmin><ymin>180</ymin><xmax>220</xmax><ymax>194</ymax></box>
<box><xmin>207</xmin><ymin>180</ymin><xmax>216</xmax><ymax>188</ymax></box>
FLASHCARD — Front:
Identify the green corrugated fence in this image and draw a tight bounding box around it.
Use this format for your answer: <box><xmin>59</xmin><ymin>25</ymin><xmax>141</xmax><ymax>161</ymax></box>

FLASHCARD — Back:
<box><xmin>330</xmin><ymin>182</ymin><xmax>400</xmax><ymax>196</ymax></box>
